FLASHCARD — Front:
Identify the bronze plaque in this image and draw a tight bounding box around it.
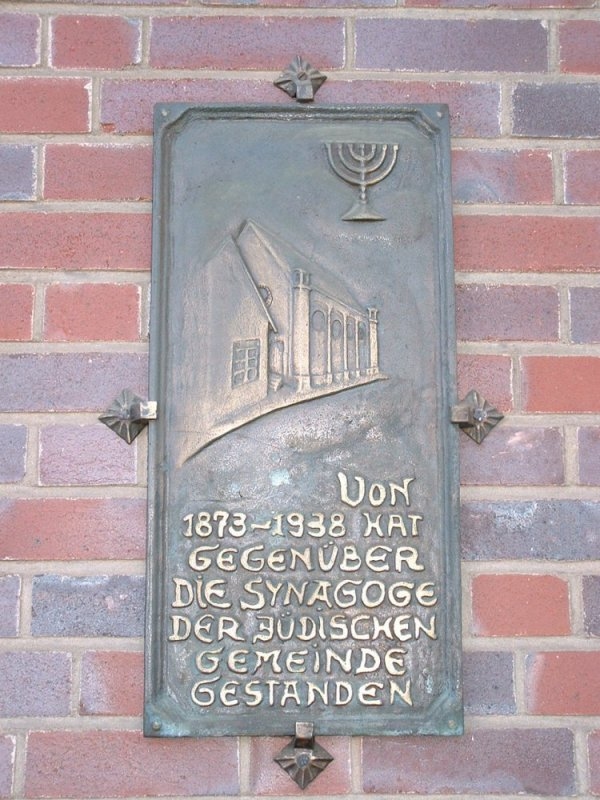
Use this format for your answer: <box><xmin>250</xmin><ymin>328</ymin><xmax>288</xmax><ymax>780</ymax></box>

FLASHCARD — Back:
<box><xmin>145</xmin><ymin>105</ymin><xmax>462</xmax><ymax>737</ymax></box>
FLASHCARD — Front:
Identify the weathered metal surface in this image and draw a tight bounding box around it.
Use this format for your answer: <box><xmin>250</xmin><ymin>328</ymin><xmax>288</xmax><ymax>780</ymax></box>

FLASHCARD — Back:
<box><xmin>451</xmin><ymin>389</ymin><xmax>504</xmax><ymax>444</ymax></box>
<box><xmin>145</xmin><ymin>104</ymin><xmax>462</xmax><ymax>738</ymax></box>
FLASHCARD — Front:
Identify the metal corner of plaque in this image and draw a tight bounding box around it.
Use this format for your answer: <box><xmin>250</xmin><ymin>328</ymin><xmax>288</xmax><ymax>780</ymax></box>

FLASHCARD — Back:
<box><xmin>274</xmin><ymin>56</ymin><xmax>327</xmax><ymax>103</ymax></box>
<box><xmin>274</xmin><ymin>722</ymin><xmax>333</xmax><ymax>790</ymax></box>
<box><xmin>451</xmin><ymin>389</ymin><xmax>504</xmax><ymax>444</ymax></box>
<box><xmin>99</xmin><ymin>388</ymin><xmax>158</xmax><ymax>444</ymax></box>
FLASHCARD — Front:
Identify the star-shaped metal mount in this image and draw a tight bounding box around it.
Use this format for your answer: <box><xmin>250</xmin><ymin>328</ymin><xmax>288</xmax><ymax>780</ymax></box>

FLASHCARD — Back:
<box><xmin>274</xmin><ymin>56</ymin><xmax>327</xmax><ymax>102</ymax></box>
<box><xmin>99</xmin><ymin>389</ymin><xmax>157</xmax><ymax>444</ymax></box>
<box><xmin>451</xmin><ymin>389</ymin><xmax>504</xmax><ymax>444</ymax></box>
<box><xmin>274</xmin><ymin>722</ymin><xmax>333</xmax><ymax>790</ymax></box>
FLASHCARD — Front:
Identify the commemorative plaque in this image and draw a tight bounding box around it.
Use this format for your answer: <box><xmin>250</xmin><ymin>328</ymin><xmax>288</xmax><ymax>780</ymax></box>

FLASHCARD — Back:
<box><xmin>145</xmin><ymin>104</ymin><xmax>462</xmax><ymax>738</ymax></box>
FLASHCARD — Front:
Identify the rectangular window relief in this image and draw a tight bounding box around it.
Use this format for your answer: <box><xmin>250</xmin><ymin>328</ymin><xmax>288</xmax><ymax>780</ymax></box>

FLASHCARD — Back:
<box><xmin>145</xmin><ymin>104</ymin><xmax>462</xmax><ymax>738</ymax></box>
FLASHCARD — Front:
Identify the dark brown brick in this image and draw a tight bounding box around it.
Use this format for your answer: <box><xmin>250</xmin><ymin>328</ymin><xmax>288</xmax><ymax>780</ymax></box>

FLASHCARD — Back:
<box><xmin>45</xmin><ymin>144</ymin><xmax>151</xmax><ymax>202</ymax></box>
<box><xmin>0</xmin><ymin>575</ymin><xmax>20</xmax><ymax>637</ymax></box>
<box><xmin>31</xmin><ymin>575</ymin><xmax>145</xmax><ymax>637</ymax></box>
<box><xmin>453</xmin><ymin>149</ymin><xmax>553</xmax><ymax>204</ymax></box>
<box><xmin>0</xmin><ymin>212</ymin><xmax>150</xmax><ymax>271</ymax></box>
<box><xmin>461</xmin><ymin>500</ymin><xmax>600</xmax><ymax>561</ymax></box>
<box><xmin>0</xmin><ymin>283</ymin><xmax>34</xmax><ymax>340</ymax></box>
<box><xmin>457</xmin><ymin>354</ymin><xmax>513</xmax><ymax>412</ymax></box>
<box><xmin>560</xmin><ymin>21</ymin><xmax>600</xmax><ymax>74</ymax></box>
<box><xmin>407</xmin><ymin>0</ymin><xmax>596</xmax><ymax>6</ymax></box>
<box><xmin>362</xmin><ymin>729</ymin><xmax>575</xmax><ymax>795</ymax></box>
<box><xmin>150</xmin><ymin>16</ymin><xmax>344</xmax><ymax>70</ymax></box>
<box><xmin>526</xmin><ymin>652</ymin><xmax>600</xmax><ymax>715</ymax></box>
<box><xmin>101</xmin><ymin>78</ymin><xmax>500</xmax><ymax>137</ymax></box>
<box><xmin>24</xmin><ymin>731</ymin><xmax>239</xmax><ymax>797</ymax></box>
<box><xmin>0</xmin><ymin>145</ymin><xmax>35</xmax><ymax>200</ymax></box>
<box><xmin>463</xmin><ymin>651</ymin><xmax>515</xmax><ymax>715</ymax></box>
<box><xmin>513</xmin><ymin>83</ymin><xmax>600</xmax><ymax>138</ymax></box>
<box><xmin>591</xmin><ymin>731</ymin><xmax>600</xmax><ymax>795</ymax></box>
<box><xmin>0</xmin><ymin>79</ymin><xmax>89</xmax><ymax>134</ymax></box>
<box><xmin>0</xmin><ymin>651</ymin><xmax>71</xmax><ymax>717</ymax></box>
<box><xmin>0</xmin><ymin>498</ymin><xmax>146</xmax><ymax>561</ymax></box>
<box><xmin>80</xmin><ymin>652</ymin><xmax>143</xmax><ymax>716</ymax></box>
<box><xmin>565</xmin><ymin>151</ymin><xmax>600</xmax><ymax>205</ymax></box>
<box><xmin>472</xmin><ymin>574</ymin><xmax>570</xmax><ymax>636</ymax></box>
<box><xmin>0</xmin><ymin>736</ymin><xmax>14</xmax><ymax>798</ymax></box>
<box><xmin>571</xmin><ymin>287</ymin><xmax>600</xmax><ymax>343</ymax></box>
<box><xmin>0</xmin><ymin>424</ymin><xmax>26</xmax><ymax>483</ymax></box>
<box><xmin>0</xmin><ymin>353</ymin><xmax>147</xmax><ymax>413</ymax></box>
<box><xmin>455</xmin><ymin>215</ymin><xmax>600</xmax><ymax>272</ymax></box>
<box><xmin>0</xmin><ymin>13</ymin><xmax>40</xmax><ymax>67</ymax></box>
<box><xmin>248</xmin><ymin>736</ymin><xmax>350</xmax><ymax>795</ymax></box>
<box><xmin>356</xmin><ymin>19</ymin><xmax>546</xmax><ymax>72</ymax></box>
<box><xmin>51</xmin><ymin>16</ymin><xmax>141</xmax><ymax>69</ymax></box>
<box><xmin>583</xmin><ymin>576</ymin><xmax>600</xmax><ymax>637</ymax></box>
<box><xmin>579</xmin><ymin>427</ymin><xmax>600</xmax><ymax>486</ymax></box>
<box><xmin>523</xmin><ymin>356</ymin><xmax>600</xmax><ymax>412</ymax></box>
<box><xmin>39</xmin><ymin>424</ymin><xmax>137</xmax><ymax>486</ymax></box>
<box><xmin>460</xmin><ymin>427</ymin><xmax>564</xmax><ymax>486</ymax></box>
<box><xmin>457</xmin><ymin>285</ymin><xmax>559</xmax><ymax>342</ymax></box>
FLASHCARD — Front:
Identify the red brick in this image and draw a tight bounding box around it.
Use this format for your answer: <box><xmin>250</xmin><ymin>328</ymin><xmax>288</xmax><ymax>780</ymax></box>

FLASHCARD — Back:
<box><xmin>0</xmin><ymin>13</ymin><xmax>40</xmax><ymax>67</ymax></box>
<box><xmin>526</xmin><ymin>652</ymin><xmax>600</xmax><ymax>715</ymax></box>
<box><xmin>25</xmin><ymin>731</ymin><xmax>239</xmax><ymax>797</ymax></box>
<box><xmin>0</xmin><ymin>424</ymin><xmax>27</xmax><ymax>483</ymax></box>
<box><xmin>513</xmin><ymin>83</ymin><xmax>600</xmax><ymax>138</ymax></box>
<box><xmin>101</xmin><ymin>78</ymin><xmax>500</xmax><ymax>137</ymax></box>
<box><xmin>362</xmin><ymin>729</ymin><xmax>575</xmax><ymax>794</ymax></box>
<box><xmin>45</xmin><ymin>144</ymin><xmax>151</xmax><ymax>201</ymax></box>
<box><xmin>0</xmin><ymin>79</ymin><xmax>89</xmax><ymax>134</ymax></box>
<box><xmin>0</xmin><ymin>352</ymin><xmax>147</xmax><ymax>412</ymax></box>
<box><xmin>51</xmin><ymin>16</ymin><xmax>141</xmax><ymax>69</ymax></box>
<box><xmin>565</xmin><ymin>151</ymin><xmax>600</xmax><ymax>205</ymax></box>
<box><xmin>523</xmin><ymin>356</ymin><xmax>600</xmax><ymax>413</ymax></box>
<box><xmin>455</xmin><ymin>215</ymin><xmax>600</xmax><ymax>272</ymax></box>
<box><xmin>453</xmin><ymin>149</ymin><xmax>553</xmax><ymax>204</ymax></box>
<box><xmin>356</xmin><ymin>19</ymin><xmax>546</xmax><ymax>72</ymax></box>
<box><xmin>0</xmin><ymin>651</ymin><xmax>71</xmax><ymax>717</ymax></box>
<box><xmin>560</xmin><ymin>21</ymin><xmax>600</xmax><ymax>74</ymax></box>
<box><xmin>80</xmin><ymin>652</ymin><xmax>143</xmax><ymax>716</ymax></box>
<box><xmin>472</xmin><ymin>574</ymin><xmax>570</xmax><ymax>636</ymax></box>
<box><xmin>0</xmin><ymin>212</ymin><xmax>150</xmax><ymax>270</ymax></box>
<box><xmin>0</xmin><ymin>575</ymin><xmax>20</xmax><ymax>638</ymax></box>
<box><xmin>0</xmin><ymin>736</ymin><xmax>14</xmax><ymax>798</ymax></box>
<box><xmin>39</xmin><ymin>424</ymin><xmax>137</xmax><ymax>486</ymax></box>
<box><xmin>579</xmin><ymin>427</ymin><xmax>600</xmax><ymax>485</ymax></box>
<box><xmin>0</xmin><ymin>284</ymin><xmax>33</xmax><ymax>340</ymax></box>
<box><xmin>0</xmin><ymin>144</ymin><xmax>35</xmax><ymax>200</ymax></box>
<box><xmin>457</xmin><ymin>285</ymin><xmax>558</xmax><ymax>342</ymax></box>
<box><xmin>0</xmin><ymin>498</ymin><xmax>145</xmax><ymax>560</ymax></box>
<box><xmin>44</xmin><ymin>284</ymin><xmax>140</xmax><ymax>342</ymax></box>
<box><xmin>460</xmin><ymin>427</ymin><xmax>564</xmax><ymax>486</ymax></box>
<box><xmin>457</xmin><ymin>354</ymin><xmax>513</xmax><ymax>412</ymax></box>
<box><xmin>571</xmin><ymin>287</ymin><xmax>600</xmax><ymax>343</ymax></box>
<box><xmin>248</xmin><ymin>736</ymin><xmax>350</xmax><ymax>795</ymax></box>
<box><xmin>149</xmin><ymin>16</ymin><xmax>344</xmax><ymax>70</ymax></box>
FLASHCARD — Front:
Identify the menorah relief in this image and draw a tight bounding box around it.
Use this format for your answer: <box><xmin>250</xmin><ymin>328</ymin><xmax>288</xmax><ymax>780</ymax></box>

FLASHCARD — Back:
<box><xmin>325</xmin><ymin>142</ymin><xmax>399</xmax><ymax>222</ymax></box>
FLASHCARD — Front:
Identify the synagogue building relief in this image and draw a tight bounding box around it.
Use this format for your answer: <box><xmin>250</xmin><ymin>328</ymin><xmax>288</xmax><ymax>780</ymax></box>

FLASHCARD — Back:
<box><xmin>187</xmin><ymin>220</ymin><xmax>384</xmax><ymax>459</ymax></box>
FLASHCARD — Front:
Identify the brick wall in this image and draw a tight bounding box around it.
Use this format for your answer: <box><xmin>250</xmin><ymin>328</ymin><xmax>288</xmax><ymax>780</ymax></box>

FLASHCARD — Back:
<box><xmin>0</xmin><ymin>0</ymin><xmax>599</xmax><ymax>798</ymax></box>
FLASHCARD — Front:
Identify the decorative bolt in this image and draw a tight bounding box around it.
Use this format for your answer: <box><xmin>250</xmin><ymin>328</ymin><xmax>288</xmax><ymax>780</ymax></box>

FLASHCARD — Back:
<box><xmin>274</xmin><ymin>56</ymin><xmax>327</xmax><ymax>103</ymax></box>
<box><xmin>151</xmin><ymin>720</ymin><xmax>162</xmax><ymax>731</ymax></box>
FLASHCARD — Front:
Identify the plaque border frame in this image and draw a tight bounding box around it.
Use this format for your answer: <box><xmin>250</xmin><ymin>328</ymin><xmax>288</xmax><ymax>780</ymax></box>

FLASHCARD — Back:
<box><xmin>145</xmin><ymin>104</ymin><xmax>462</xmax><ymax>738</ymax></box>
